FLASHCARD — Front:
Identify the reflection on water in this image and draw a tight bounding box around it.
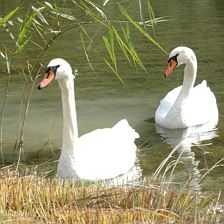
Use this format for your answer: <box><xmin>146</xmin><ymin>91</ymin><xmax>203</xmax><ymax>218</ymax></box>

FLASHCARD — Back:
<box><xmin>107</xmin><ymin>165</ymin><xmax>142</xmax><ymax>185</ymax></box>
<box><xmin>156</xmin><ymin>122</ymin><xmax>218</xmax><ymax>191</ymax></box>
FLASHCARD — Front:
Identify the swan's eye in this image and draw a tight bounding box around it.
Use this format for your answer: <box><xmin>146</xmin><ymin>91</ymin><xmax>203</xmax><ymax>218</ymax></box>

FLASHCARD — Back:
<box><xmin>45</xmin><ymin>65</ymin><xmax>60</xmax><ymax>76</ymax></box>
<box><xmin>52</xmin><ymin>65</ymin><xmax>60</xmax><ymax>71</ymax></box>
<box><xmin>168</xmin><ymin>53</ymin><xmax>179</xmax><ymax>65</ymax></box>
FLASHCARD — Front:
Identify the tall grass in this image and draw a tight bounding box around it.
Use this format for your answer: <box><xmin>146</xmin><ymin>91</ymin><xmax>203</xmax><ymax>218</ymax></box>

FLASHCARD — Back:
<box><xmin>0</xmin><ymin>163</ymin><xmax>223</xmax><ymax>223</ymax></box>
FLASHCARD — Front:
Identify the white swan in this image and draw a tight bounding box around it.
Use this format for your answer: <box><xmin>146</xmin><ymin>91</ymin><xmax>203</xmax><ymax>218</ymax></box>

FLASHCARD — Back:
<box><xmin>155</xmin><ymin>46</ymin><xmax>218</xmax><ymax>129</ymax></box>
<box><xmin>38</xmin><ymin>58</ymin><xmax>139</xmax><ymax>180</ymax></box>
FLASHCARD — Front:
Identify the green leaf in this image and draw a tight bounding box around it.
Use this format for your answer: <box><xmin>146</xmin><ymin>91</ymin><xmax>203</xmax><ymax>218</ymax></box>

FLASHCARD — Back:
<box><xmin>17</xmin><ymin>13</ymin><xmax>35</xmax><ymax>43</ymax></box>
<box><xmin>139</xmin><ymin>0</ymin><xmax>146</xmax><ymax>30</ymax></box>
<box><xmin>0</xmin><ymin>7</ymin><xmax>19</xmax><ymax>26</ymax></box>
<box><xmin>118</xmin><ymin>3</ymin><xmax>168</xmax><ymax>55</ymax></box>
<box><xmin>109</xmin><ymin>29</ymin><xmax>117</xmax><ymax>70</ymax></box>
<box><xmin>103</xmin><ymin>36</ymin><xmax>112</xmax><ymax>60</ymax></box>
<box><xmin>84</xmin><ymin>0</ymin><xmax>107</xmax><ymax>20</ymax></box>
<box><xmin>76</xmin><ymin>0</ymin><xmax>108</xmax><ymax>27</ymax></box>
<box><xmin>15</xmin><ymin>39</ymin><xmax>30</xmax><ymax>54</ymax></box>
<box><xmin>113</xmin><ymin>28</ymin><xmax>132</xmax><ymax>65</ymax></box>
<box><xmin>103</xmin><ymin>29</ymin><xmax>118</xmax><ymax>73</ymax></box>
<box><xmin>80</xmin><ymin>32</ymin><xmax>94</xmax><ymax>71</ymax></box>
<box><xmin>4</xmin><ymin>51</ymin><xmax>10</xmax><ymax>74</ymax></box>
<box><xmin>17</xmin><ymin>17</ymin><xmax>23</xmax><ymax>23</ymax></box>
<box><xmin>104</xmin><ymin>58</ymin><xmax>127</xmax><ymax>87</ymax></box>
<box><xmin>32</xmin><ymin>6</ymin><xmax>49</xmax><ymax>25</ymax></box>
<box><xmin>0</xmin><ymin>52</ymin><xmax>5</xmax><ymax>59</ymax></box>
<box><xmin>147</xmin><ymin>0</ymin><xmax>155</xmax><ymax>33</ymax></box>
<box><xmin>103</xmin><ymin>0</ymin><xmax>110</xmax><ymax>6</ymax></box>
<box><xmin>114</xmin><ymin>26</ymin><xmax>146</xmax><ymax>71</ymax></box>
<box><xmin>51</xmin><ymin>11</ymin><xmax>76</xmax><ymax>21</ymax></box>
<box><xmin>44</xmin><ymin>1</ymin><xmax>54</xmax><ymax>10</ymax></box>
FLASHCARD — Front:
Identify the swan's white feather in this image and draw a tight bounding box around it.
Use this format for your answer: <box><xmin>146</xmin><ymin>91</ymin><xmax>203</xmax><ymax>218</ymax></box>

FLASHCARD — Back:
<box><xmin>43</xmin><ymin>58</ymin><xmax>140</xmax><ymax>181</ymax></box>
<box><xmin>74</xmin><ymin>119</ymin><xmax>139</xmax><ymax>180</ymax></box>
<box><xmin>155</xmin><ymin>80</ymin><xmax>218</xmax><ymax>128</ymax></box>
<box><xmin>155</xmin><ymin>47</ymin><xmax>218</xmax><ymax>129</ymax></box>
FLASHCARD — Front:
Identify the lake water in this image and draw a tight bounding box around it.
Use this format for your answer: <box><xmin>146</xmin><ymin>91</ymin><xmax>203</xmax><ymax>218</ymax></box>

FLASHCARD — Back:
<box><xmin>1</xmin><ymin>0</ymin><xmax>224</xmax><ymax>195</ymax></box>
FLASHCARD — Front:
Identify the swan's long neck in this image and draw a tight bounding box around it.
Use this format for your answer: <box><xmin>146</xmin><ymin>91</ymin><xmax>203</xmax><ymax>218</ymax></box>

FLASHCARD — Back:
<box><xmin>179</xmin><ymin>57</ymin><xmax>197</xmax><ymax>97</ymax></box>
<box><xmin>58</xmin><ymin>77</ymin><xmax>78</xmax><ymax>153</ymax></box>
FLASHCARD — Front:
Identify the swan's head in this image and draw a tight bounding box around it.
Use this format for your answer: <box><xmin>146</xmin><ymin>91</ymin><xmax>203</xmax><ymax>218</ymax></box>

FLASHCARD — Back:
<box><xmin>38</xmin><ymin>58</ymin><xmax>74</xmax><ymax>89</ymax></box>
<box><xmin>164</xmin><ymin>46</ymin><xmax>196</xmax><ymax>77</ymax></box>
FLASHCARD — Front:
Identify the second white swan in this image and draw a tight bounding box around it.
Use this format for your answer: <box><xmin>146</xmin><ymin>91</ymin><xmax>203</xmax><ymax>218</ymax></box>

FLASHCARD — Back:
<box><xmin>155</xmin><ymin>46</ymin><xmax>218</xmax><ymax>129</ymax></box>
<box><xmin>38</xmin><ymin>58</ymin><xmax>139</xmax><ymax>180</ymax></box>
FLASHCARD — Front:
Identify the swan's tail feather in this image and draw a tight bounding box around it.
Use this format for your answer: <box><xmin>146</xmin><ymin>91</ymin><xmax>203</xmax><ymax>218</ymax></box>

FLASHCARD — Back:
<box><xmin>113</xmin><ymin>119</ymin><xmax>139</xmax><ymax>139</ymax></box>
<box><xmin>201</xmin><ymin>80</ymin><xmax>207</xmax><ymax>86</ymax></box>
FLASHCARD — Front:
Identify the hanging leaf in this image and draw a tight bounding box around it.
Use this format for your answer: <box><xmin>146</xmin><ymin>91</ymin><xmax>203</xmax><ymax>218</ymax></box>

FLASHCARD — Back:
<box><xmin>0</xmin><ymin>7</ymin><xmax>19</xmax><ymax>26</ymax></box>
<box><xmin>17</xmin><ymin>17</ymin><xmax>23</xmax><ymax>23</ymax></box>
<box><xmin>118</xmin><ymin>3</ymin><xmax>168</xmax><ymax>55</ymax></box>
<box><xmin>44</xmin><ymin>1</ymin><xmax>54</xmax><ymax>10</ymax></box>
<box><xmin>80</xmin><ymin>32</ymin><xmax>94</xmax><ymax>71</ymax></box>
<box><xmin>104</xmin><ymin>58</ymin><xmax>126</xmax><ymax>87</ymax></box>
<box><xmin>17</xmin><ymin>13</ymin><xmax>35</xmax><ymax>43</ymax></box>
<box><xmin>0</xmin><ymin>52</ymin><xmax>5</xmax><ymax>59</ymax></box>
<box><xmin>84</xmin><ymin>0</ymin><xmax>107</xmax><ymax>20</ymax></box>
<box><xmin>15</xmin><ymin>39</ymin><xmax>30</xmax><ymax>54</ymax></box>
<box><xmin>32</xmin><ymin>6</ymin><xmax>49</xmax><ymax>25</ymax></box>
<box><xmin>103</xmin><ymin>0</ymin><xmax>110</xmax><ymax>7</ymax></box>
<box><xmin>51</xmin><ymin>11</ymin><xmax>76</xmax><ymax>21</ymax></box>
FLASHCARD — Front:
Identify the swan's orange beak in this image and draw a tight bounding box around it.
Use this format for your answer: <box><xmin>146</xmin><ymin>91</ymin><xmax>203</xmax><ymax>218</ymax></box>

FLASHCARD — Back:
<box><xmin>164</xmin><ymin>59</ymin><xmax>177</xmax><ymax>77</ymax></box>
<box><xmin>38</xmin><ymin>70</ymin><xmax>55</xmax><ymax>89</ymax></box>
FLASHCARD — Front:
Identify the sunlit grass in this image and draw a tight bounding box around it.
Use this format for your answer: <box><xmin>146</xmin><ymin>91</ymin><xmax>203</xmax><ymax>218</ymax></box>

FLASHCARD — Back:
<box><xmin>0</xmin><ymin>163</ymin><xmax>223</xmax><ymax>223</ymax></box>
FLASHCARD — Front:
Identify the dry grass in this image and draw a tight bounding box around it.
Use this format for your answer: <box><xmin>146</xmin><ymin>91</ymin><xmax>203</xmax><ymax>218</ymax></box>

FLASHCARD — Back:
<box><xmin>0</xmin><ymin>164</ymin><xmax>223</xmax><ymax>224</ymax></box>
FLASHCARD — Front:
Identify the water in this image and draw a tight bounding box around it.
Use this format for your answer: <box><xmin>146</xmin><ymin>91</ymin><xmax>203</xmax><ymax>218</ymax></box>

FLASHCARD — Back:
<box><xmin>1</xmin><ymin>1</ymin><xmax>224</xmax><ymax>195</ymax></box>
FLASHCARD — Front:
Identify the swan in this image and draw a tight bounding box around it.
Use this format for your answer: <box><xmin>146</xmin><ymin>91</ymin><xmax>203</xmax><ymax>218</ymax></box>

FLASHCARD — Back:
<box><xmin>155</xmin><ymin>46</ymin><xmax>218</xmax><ymax>129</ymax></box>
<box><xmin>37</xmin><ymin>58</ymin><xmax>139</xmax><ymax>180</ymax></box>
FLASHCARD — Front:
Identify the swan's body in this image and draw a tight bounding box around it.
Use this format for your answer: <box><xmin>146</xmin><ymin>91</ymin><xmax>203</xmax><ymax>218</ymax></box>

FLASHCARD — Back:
<box><xmin>155</xmin><ymin>47</ymin><xmax>218</xmax><ymax>129</ymax></box>
<box><xmin>38</xmin><ymin>59</ymin><xmax>139</xmax><ymax>180</ymax></box>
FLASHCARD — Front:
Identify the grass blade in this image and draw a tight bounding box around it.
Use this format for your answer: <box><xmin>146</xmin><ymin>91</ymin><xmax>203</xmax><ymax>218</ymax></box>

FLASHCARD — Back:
<box><xmin>199</xmin><ymin>158</ymin><xmax>224</xmax><ymax>183</ymax></box>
